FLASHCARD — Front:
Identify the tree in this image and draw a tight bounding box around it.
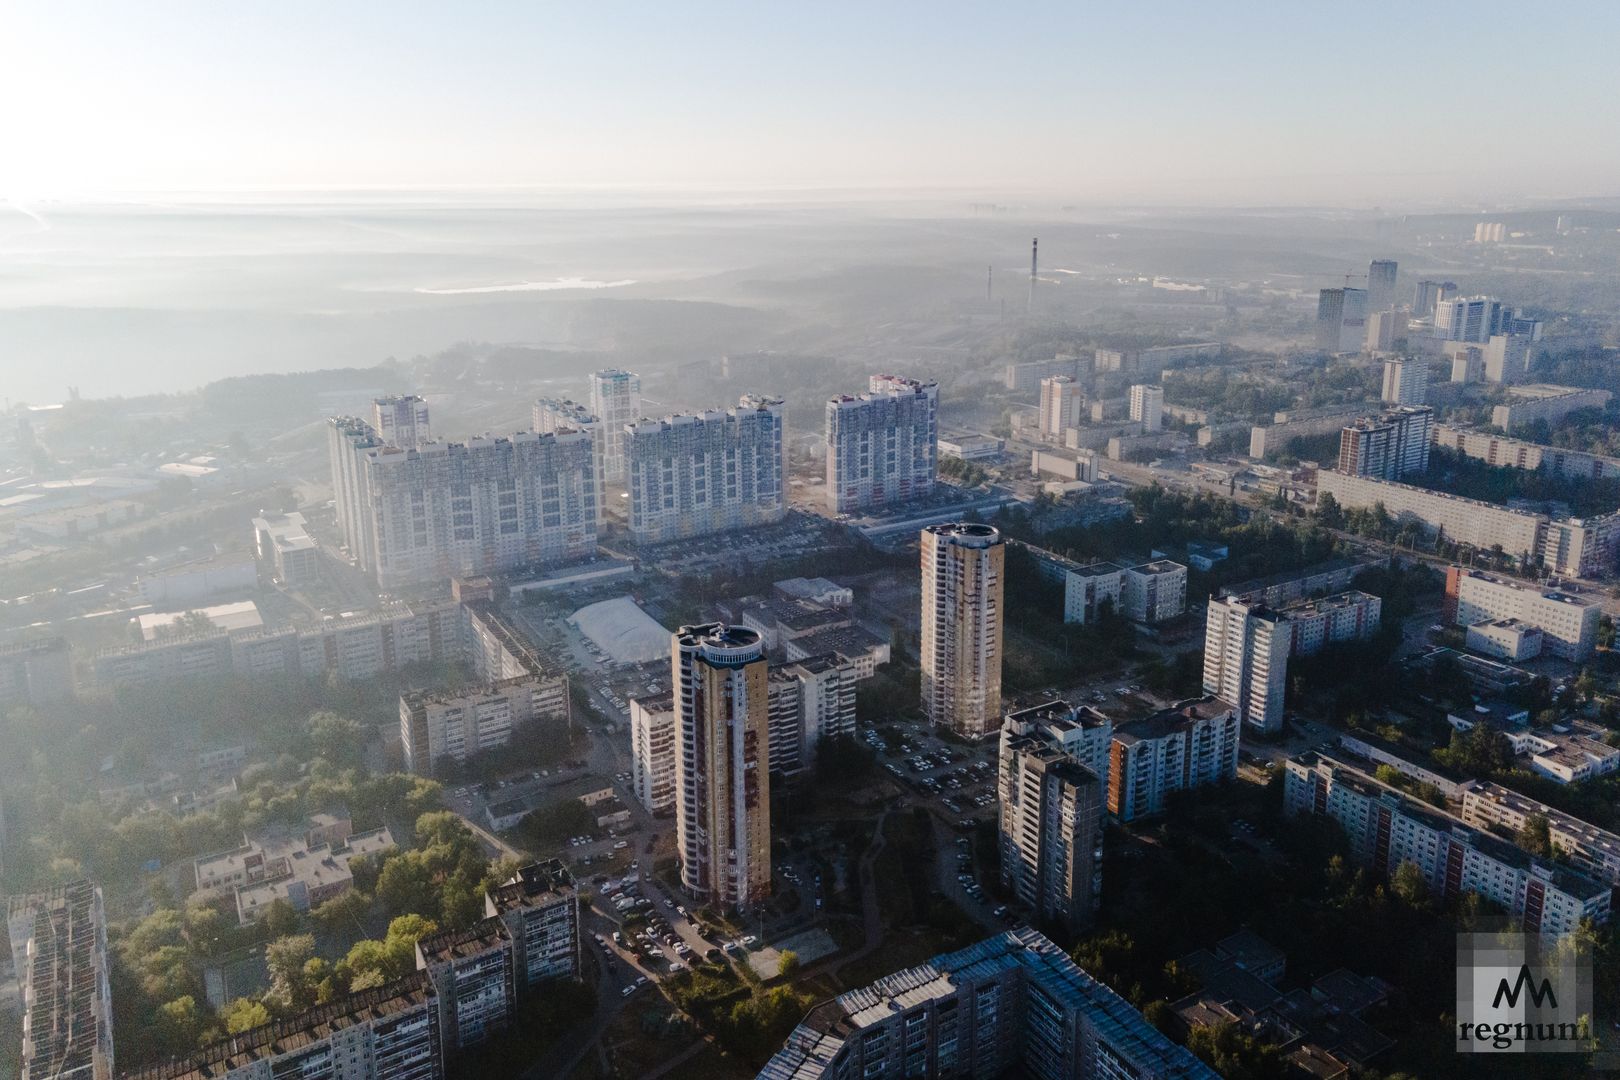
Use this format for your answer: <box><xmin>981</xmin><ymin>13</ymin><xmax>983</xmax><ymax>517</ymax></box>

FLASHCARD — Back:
<box><xmin>1390</xmin><ymin>860</ymin><xmax>1429</xmax><ymax>908</ymax></box>
<box><xmin>1517</xmin><ymin>813</ymin><xmax>1554</xmax><ymax>859</ymax></box>
<box><xmin>156</xmin><ymin>995</ymin><xmax>206</xmax><ymax>1056</ymax></box>
<box><xmin>222</xmin><ymin>997</ymin><xmax>272</xmax><ymax>1034</ymax></box>
<box><xmin>307</xmin><ymin>712</ymin><xmax>366</xmax><ymax>768</ymax></box>
<box><xmin>264</xmin><ymin>934</ymin><xmax>318</xmax><ymax>1016</ymax></box>
<box><xmin>263</xmin><ymin>898</ymin><xmax>303</xmax><ymax>938</ymax></box>
<box><xmin>777</xmin><ymin>950</ymin><xmax>801</xmax><ymax>978</ymax></box>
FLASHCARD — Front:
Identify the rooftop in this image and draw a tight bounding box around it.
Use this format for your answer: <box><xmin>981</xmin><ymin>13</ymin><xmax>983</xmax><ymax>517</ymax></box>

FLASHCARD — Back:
<box><xmin>1115</xmin><ymin>697</ymin><xmax>1234</xmax><ymax>745</ymax></box>
<box><xmin>120</xmin><ymin>975</ymin><xmax>434</xmax><ymax>1080</ymax></box>
<box><xmin>417</xmin><ymin>916</ymin><xmax>510</xmax><ymax>964</ymax></box>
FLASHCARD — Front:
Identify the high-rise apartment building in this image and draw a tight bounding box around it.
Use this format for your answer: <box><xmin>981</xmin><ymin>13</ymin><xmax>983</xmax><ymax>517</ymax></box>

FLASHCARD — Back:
<box><xmin>674</xmin><ymin>624</ymin><xmax>772</xmax><ymax>909</ymax></box>
<box><xmin>1285</xmin><ymin>754</ymin><xmax>1609</xmax><ymax>936</ymax></box>
<box><xmin>359</xmin><ymin>431</ymin><xmax>598</xmax><ymax>590</ymax></box>
<box><xmin>1380</xmin><ymin>358</ymin><xmax>1427</xmax><ymax>406</ymax></box>
<box><xmin>1037</xmin><ymin>375</ymin><xmax>1084</xmax><ymax>441</ymax></box>
<box><xmin>1128</xmin><ymin>383</ymin><xmax>1164</xmax><ymax>431</ymax></box>
<box><xmin>1336</xmin><ymin>406</ymin><xmax>1432</xmax><ymax>480</ymax></box>
<box><xmin>1202</xmin><ymin>596</ymin><xmax>1290</xmax><ymax>734</ymax></box>
<box><xmin>0</xmin><ymin>636</ymin><xmax>73</xmax><ymax>711</ymax></box>
<box><xmin>1363</xmin><ymin>309</ymin><xmax>1406</xmax><ymax>353</ymax></box>
<box><xmin>533</xmin><ymin>397</ymin><xmax>605</xmax><ymax>518</ymax></box>
<box><xmin>372</xmin><ymin>394</ymin><xmax>433</xmax><ymax>449</ymax></box>
<box><xmin>629</xmin><ymin>692</ymin><xmax>677</xmax><ymax>815</ymax></box>
<box><xmin>1483</xmin><ymin>334</ymin><xmax>1534</xmax><ymax>384</ymax></box>
<box><xmin>10</xmin><ymin>881</ymin><xmax>114</xmax><ymax>1080</ymax></box>
<box><xmin>1433</xmin><ymin>295</ymin><xmax>1507</xmax><ymax>343</ymax></box>
<box><xmin>920</xmin><ymin>523</ymin><xmax>1005</xmax><ymax>739</ymax></box>
<box><xmin>1366</xmin><ymin>259</ymin><xmax>1398</xmax><ymax>310</ymax></box>
<box><xmin>1412</xmin><ymin>279</ymin><xmax>1456</xmax><ymax>319</ymax></box>
<box><xmin>588</xmin><ymin>368</ymin><xmax>641</xmax><ymax>483</ymax></box>
<box><xmin>825</xmin><ymin>375</ymin><xmax>939</xmax><ymax>512</ymax></box>
<box><xmin>1315</xmin><ymin>287</ymin><xmax>1368</xmax><ymax>353</ymax></box>
<box><xmin>327</xmin><ymin>415</ymin><xmax>384</xmax><ymax>558</ymax></box>
<box><xmin>757</xmin><ymin>929</ymin><xmax>1217</xmax><ymax>1080</ymax></box>
<box><xmin>1107</xmin><ymin>698</ymin><xmax>1240</xmax><ymax>822</ymax></box>
<box><xmin>998</xmin><ymin>703</ymin><xmax>1109</xmax><ymax>931</ymax></box>
<box><xmin>624</xmin><ymin>396</ymin><xmax>785</xmax><ymax>544</ymax></box>
<box><xmin>766</xmin><ymin>654</ymin><xmax>858</xmax><ymax>780</ymax></box>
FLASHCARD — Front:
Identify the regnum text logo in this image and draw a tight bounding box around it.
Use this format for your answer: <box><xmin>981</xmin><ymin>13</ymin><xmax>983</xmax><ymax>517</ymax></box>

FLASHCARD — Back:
<box><xmin>1457</xmin><ymin>931</ymin><xmax>1593</xmax><ymax>1054</ymax></box>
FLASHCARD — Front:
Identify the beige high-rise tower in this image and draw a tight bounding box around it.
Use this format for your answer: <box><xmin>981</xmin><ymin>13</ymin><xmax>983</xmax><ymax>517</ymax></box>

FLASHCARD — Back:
<box><xmin>920</xmin><ymin>523</ymin><xmax>1004</xmax><ymax>739</ymax></box>
<box><xmin>674</xmin><ymin>623</ymin><xmax>772</xmax><ymax>909</ymax></box>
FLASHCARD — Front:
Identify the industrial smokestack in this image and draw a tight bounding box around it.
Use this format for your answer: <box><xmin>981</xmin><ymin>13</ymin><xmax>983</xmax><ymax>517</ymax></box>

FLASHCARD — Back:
<box><xmin>1028</xmin><ymin>237</ymin><xmax>1038</xmax><ymax>313</ymax></box>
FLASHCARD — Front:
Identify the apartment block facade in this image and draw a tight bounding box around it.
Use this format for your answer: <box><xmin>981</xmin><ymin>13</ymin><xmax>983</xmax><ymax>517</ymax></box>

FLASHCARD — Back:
<box><xmin>1121</xmin><ymin>560</ymin><xmax>1187</xmax><ymax>623</ymax></box>
<box><xmin>629</xmin><ymin>692</ymin><xmax>677</xmax><ymax>815</ymax></box>
<box><xmin>1285</xmin><ymin>755</ymin><xmax>1610</xmax><ymax>936</ymax></box>
<box><xmin>625</xmin><ymin>396</ymin><xmax>786</xmax><ymax>544</ymax></box>
<box><xmin>757</xmin><ymin>929</ymin><xmax>1217</xmax><ymax>1080</ymax></box>
<box><xmin>997</xmin><ymin>703</ymin><xmax>1109</xmax><ymax>932</ymax></box>
<box><xmin>1107</xmin><ymin>698</ymin><xmax>1240</xmax><ymax>822</ymax></box>
<box><xmin>674</xmin><ymin>624</ymin><xmax>772</xmax><ymax>908</ymax></box>
<box><xmin>766</xmin><ymin>653</ymin><xmax>858</xmax><ymax>780</ymax></box>
<box><xmin>588</xmin><ymin>368</ymin><xmax>641</xmax><ymax>483</ymax></box>
<box><xmin>400</xmin><ymin>675</ymin><xmax>565</xmax><ymax>777</ymax></box>
<box><xmin>1202</xmin><ymin>596</ymin><xmax>1291</xmax><ymax>735</ymax></box>
<box><xmin>920</xmin><ymin>523</ymin><xmax>1005</xmax><ymax>739</ymax></box>
<box><xmin>1336</xmin><ymin>406</ymin><xmax>1432</xmax><ymax>480</ymax></box>
<box><xmin>825</xmin><ymin>375</ymin><xmax>939</xmax><ymax>513</ymax></box>
<box><xmin>11</xmin><ymin>881</ymin><xmax>114</xmax><ymax>1080</ymax></box>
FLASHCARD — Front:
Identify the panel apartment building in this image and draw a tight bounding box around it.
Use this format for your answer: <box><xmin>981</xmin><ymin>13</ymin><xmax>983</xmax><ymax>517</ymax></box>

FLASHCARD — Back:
<box><xmin>825</xmin><ymin>375</ymin><xmax>939</xmax><ymax>512</ymax></box>
<box><xmin>757</xmin><ymin>929</ymin><xmax>1217</xmax><ymax>1080</ymax></box>
<box><xmin>1432</xmin><ymin>423</ymin><xmax>1620</xmax><ymax>480</ymax></box>
<box><xmin>400</xmin><ymin>675</ymin><xmax>569</xmax><ymax>777</ymax></box>
<box><xmin>1107</xmin><ymin>697</ymin><xmax>1240</xmax><ymax>822</ymax></box>
<box><xmin>1285</xmin><ymin>754</ymin><xmax>1609</xmax><ymax>936</ymax></box>
<box><xmin>997</xmin><ymin>703</ymin><xmax>1108</xmax><ymax>932</ymax></box>
<box><xmin>129</xmin><ymin>861</ymin><xmax>578</xmax><ymax>1080</ymax></box>
<box><xmin>629</xmin><ymin>692</ymin><xmax>676</xmax><ymax>815</ymax></box>
<box><xmin>9</xmin><ymin>881</ymin><xmax>114</xmax><ymax>1080</ymax></box>
<box><xmin>625</xmin><ymin>396</ymin><xmax>786</xmax><ymax>544</ymax></box>
<box><xmin>767</xmin><ymin>653</ymin><xmax>859</xmax><ymax>780</ymax></box>
<box><xmin>1317</xmin><ymin>469</ymin><xmax>1619</xmax><ymax>578</ymax></box>
<box><xmin>1460</xmin><ymin>780</ymin><xmax>1620</xmax><ymax>888</ymax></box>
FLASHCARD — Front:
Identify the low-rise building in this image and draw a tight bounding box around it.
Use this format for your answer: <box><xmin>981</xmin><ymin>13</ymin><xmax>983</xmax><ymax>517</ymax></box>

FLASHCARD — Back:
<box><xmin>1448</xmin><ymin>567</ymin><xmax>1600</xmax><ymax>661</ymax></box>
<box><xmin>136</xmin><ymin>551</ymin><xmax>258</xmax><ymax>607</ymax></box>
<box><xmin>1465</xmin><ymin>618</ymin><xmax>1543</xmax><ymax>661</ymax></box>
<box><xmin>1490</xmin><ymin>385</ymin><xmax>1612</xmax><ymax>430</ymax></box>
<box><xmin>253</xmin><ymin>511</ymin><xmax>321</xmax><ymax>586</ymax></box>
<box><xmin>937</xmin><ymin>432</ymin><xmax>1005</xmax><ymax>460</ymax></box>
<box><xmin>1108</xmin><ymin>698</ymin><xmax>1240</xmax><ymax>822</ymax></box>
<box><xmin>1284</xmin><ymin>753</ymin><xmax>1609</xmax><ymax>936</ymax></box>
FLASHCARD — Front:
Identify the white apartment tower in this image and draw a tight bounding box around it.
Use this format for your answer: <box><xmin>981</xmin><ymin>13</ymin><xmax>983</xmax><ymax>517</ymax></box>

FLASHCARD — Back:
<box><xmin>1038</xmin><ymin>375</ymin><xmax>1084</xmax><ymax>441</ymax></box>
<box><xmin>921</xmin><ymin>523</ymin><xmax>1005</xmax><ymax>739</ymax></box>
<box><xmin>824</xmin><ymin>375</ymin><xmax>939</xmax><ymax>513</ymax></box>
<box><xmin>673</xmin><ymin>624</ymin><xmax>772</xmax><ymax>909</ymax></box>
<box><xmin>372</xmin><ymin>394</ymin><xmax>433</xmax><ymax>449</ymax></box>
<box><xmin>1202</xmin><ymin>595</ymin><xmax>1290</xmax><ymax>735</ymax></box>
<box><xmin>1128</xmin><ymin>384</ymin><xmax>1163</xmax><ymax>431</ymax></box>
<box><xmin>997</xmin><ymin>703</ymin><xmax>1108</xmax><ymax>932</ymax></box>
<box><xmin>1434</xmin><ymin>296</ymin><xmax>1507</xmax><ymax>343</ymax></box>
<box><xmin>629</xmin><ymin>692</ymin><xmax>676</xmax><ymax>816</ymax></box>
<box><xmin>1380</xmin><ymin>358</ymin><xmax>1427</xmax><ymax>406</ymax></box>
<box><xmin>624</xmin><ymin>396</ymin><xmax>785</xmax><ymax>544</ymax></box>
<box><xmin>588</xmin><ymin>368</ymin><xmax>642</xmax><ymax>483</ymax></box>
<box><xmin>533</xmin><ymin>397</ymin><xmax>605</xmax><ymax>522</ymax></box>
<box><xmin>1315</xmin><ymin>287</ymin><xmax>1368</xmax><ymax>353</ymax></box>
<box><xmin>327</xmin><ymin>416</ymin><xmax>383</xmax><ymax>559</ymax></box>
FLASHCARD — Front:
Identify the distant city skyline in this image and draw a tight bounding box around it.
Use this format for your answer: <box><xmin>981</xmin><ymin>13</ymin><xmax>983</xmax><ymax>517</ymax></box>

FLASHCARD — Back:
<box><xmin>4</xmin><ymin>2</ymin><xmax>1619</xmax><ymax>203</ymax></box>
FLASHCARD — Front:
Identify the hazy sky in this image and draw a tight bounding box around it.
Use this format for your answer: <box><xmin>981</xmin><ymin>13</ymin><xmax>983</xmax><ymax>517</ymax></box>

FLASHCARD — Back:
<box><xmin>4</xmin><ymin>1</ymin><xmax>1618</xmax><ymax>204</ymax></box>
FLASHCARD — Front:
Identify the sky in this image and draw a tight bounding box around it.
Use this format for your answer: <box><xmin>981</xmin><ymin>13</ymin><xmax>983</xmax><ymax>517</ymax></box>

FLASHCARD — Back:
<box><xmin>2</xmin><ymin>1</ymin><xmax>1619</xmax><ymax>205</ymax></box>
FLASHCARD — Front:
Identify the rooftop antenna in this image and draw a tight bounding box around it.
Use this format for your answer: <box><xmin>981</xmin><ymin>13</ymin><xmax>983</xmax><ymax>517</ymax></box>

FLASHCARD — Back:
<box><xmin>1028</xmin><ymin>237</ymin><xmax>1038</xmax><ymax>313</ymax></box>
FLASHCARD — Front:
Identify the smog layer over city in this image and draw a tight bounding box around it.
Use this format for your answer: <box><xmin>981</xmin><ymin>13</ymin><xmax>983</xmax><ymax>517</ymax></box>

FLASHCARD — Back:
<box><xmin>3</xmin><ymin>5</ymin><xmax>1620</xmax><ymax>1080</ymax></box>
